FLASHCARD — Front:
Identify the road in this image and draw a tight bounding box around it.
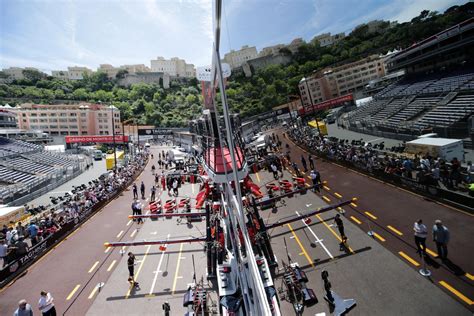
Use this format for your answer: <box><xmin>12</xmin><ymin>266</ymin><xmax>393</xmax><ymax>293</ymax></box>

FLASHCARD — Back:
<box><xmin>277</xmin><ymin>127</ymin><xmax>474</xmax><ymax>310</ymax></box>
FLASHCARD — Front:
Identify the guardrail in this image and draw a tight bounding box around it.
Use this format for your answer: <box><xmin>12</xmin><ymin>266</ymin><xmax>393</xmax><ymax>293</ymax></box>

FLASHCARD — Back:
<box><xmin>0</xmin><ymin>162</ymin><xmax>146</xmax><ymax>288</ymax></box>
<box><xmin>289</xmin><ymin>136</ymin><xmax>474</xmax><ymax>213</ymax></box>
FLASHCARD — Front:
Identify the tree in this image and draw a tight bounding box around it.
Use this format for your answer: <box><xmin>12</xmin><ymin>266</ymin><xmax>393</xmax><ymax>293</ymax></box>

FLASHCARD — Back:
<box><xmin>115</xmin><ymin>69</ymin><xmax>129</xmax><ymax>79</ymax></box>
<box><xmin>73</xmin><ymin>88</ymin><xmax>89</xmax><ymax>100</ymax></box>
<box><xmin>22</xmin><ymin>69</ymin><xmax>45</xmax><ymax>83</ymax></box>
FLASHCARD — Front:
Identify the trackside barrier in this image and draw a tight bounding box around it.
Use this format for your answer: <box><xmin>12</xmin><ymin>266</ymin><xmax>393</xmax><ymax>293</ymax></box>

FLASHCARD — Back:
<box><xmin>290</xmin><ymin>137</ymin><xmax>474</xmax><ymax>213</ymax></box>
<box><xmin>0</xmin><ymin>163</ymin><xmax>147</xmax><ymax>288</ymax></box>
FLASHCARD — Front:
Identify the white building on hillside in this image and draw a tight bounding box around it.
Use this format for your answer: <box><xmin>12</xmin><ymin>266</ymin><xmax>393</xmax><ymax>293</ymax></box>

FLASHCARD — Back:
<box><xmin>2</xmin><ymin>67</ymin><xmax>43</xmax><ymax>80</ymax></box>
<box><xmin>150</xmin><ymin>57</ymin><xmax>195</xmax><ymax>78</ymax></box>
<box><xmin>223</xmin><ymin>45</ymin><xmax>258</xmax><ymax>69</ymax></box>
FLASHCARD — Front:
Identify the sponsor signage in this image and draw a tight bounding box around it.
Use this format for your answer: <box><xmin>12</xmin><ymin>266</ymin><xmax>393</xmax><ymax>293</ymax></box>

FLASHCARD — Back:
<box><xmin>65</xmin><ymin>135</ymin><xmax>129</xmax><ymax>144</ymax></box>
<box><xmin>299</xmin><ymin>94</ymin><xmax>353</xmax><ymax>116</ymax></box>
<box><xmin>196</xmin><ymin>64</ymin><xmax>231</xmax><ymax>82</ymax></box>
<box><xmin>138</xmin><ymin>128</ymin><xmax>186</xmax><ymax>136</ymax></box>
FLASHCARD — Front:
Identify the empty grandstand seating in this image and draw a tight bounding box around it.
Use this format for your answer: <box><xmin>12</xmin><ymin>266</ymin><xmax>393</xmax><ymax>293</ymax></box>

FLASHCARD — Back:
<box><xmin>345</xmin><ymin>68</ymin><xmax>474</xmax><ymax>138</ymax></box>
<box><xmin>414</xmin><ymin>94</ymin><xmax>474</xmax><ymax>130</ymax></box>
<box><xmin>0</xmin><ymin>137</ymin><xmax>82</xmax><ymax>204</ymax></box>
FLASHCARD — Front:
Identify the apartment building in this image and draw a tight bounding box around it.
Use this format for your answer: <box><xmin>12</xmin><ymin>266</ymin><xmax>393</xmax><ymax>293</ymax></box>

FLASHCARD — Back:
<box><xmin>1</xmin><ymin>67</ymin><xmax>43</xmax><ymax>80</ymax></box>
<box><xmin>223</xmin><ymin>45</ymin><xmax>258</xmax><ymax>69</ymax></box>
<box><xmin>299</xmin><ymin>55</ymin><xmax>386</xmax><ymax>106</ymax></box>
<box><xmin>51</xmin><ymin>66</ymin><xmax>94</xmax><ymax>80</ymax></box>
<box><xmin>150</xmin><ymin>57</ymin><xmax>195</xmax><ymax>78</ymax></box>
<box><xmin>311</xmin><ymin>32</ymin><xmax>345</xmax><ymax>47</ymax></box>
<box><xmin>12</xmin><ymin>103</ymin><xmax>121</xmax><ymax>136</ymax></box>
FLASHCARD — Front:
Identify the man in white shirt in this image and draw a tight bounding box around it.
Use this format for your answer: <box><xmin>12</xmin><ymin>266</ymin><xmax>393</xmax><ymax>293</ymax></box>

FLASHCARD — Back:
<box><xmin>413</xmin><ymin>219</ymin><xmax>428</xmax><ymax>256</ymax></box>
<box><xmin>0</xmin><ymin>239</ymin><xmax>8</xmax><ymax>267</ymax></box>
<box><xmin>38</xmin><ymin>291</ymin><xmax>56</xmax><ymax>316</ymax></box>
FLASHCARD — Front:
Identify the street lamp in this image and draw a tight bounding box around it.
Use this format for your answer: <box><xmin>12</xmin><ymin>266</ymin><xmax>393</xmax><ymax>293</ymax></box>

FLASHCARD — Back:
<box><xmin>301</xmin><ymin>77</ymin><xmax>321</xmax><ymax>136</ymax></box>
<box><xmin>109</xmin><ymin>104</ymin><xmax>118</xmax><ymax>170</ymax></box>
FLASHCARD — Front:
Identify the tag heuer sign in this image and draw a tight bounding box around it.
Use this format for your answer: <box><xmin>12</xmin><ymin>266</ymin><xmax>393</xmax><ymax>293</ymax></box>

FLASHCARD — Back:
<box><xmin>138</xmin><ymin>128</ymin><xmax>175</xmax><ymax>136</ymax></box>
<box><xmin>196</xmin><ymin>64</ymin><xmax>231</xmax><ymax>82</ymax></box>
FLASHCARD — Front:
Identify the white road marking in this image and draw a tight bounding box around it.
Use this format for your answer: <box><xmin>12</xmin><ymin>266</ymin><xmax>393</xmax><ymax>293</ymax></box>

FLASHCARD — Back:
<box><xmin>367</xmin><ymin>138</ymin><xmax>383</xmax><ymax>143</ymax></box>
<box><xmin>296</xmin><ymin>211</ymin><xmax>334</xmax><ymax>259</ymax></box>
<box><xmin>149</xmin><ymin>234</ymin><xmax>170</xmax><ymax>295</ymax></box>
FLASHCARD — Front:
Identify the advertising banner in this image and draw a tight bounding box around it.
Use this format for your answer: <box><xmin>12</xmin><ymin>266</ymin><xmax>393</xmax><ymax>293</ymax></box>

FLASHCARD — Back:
<box><xmin>65</xmin><ymin>135</ymin><xmax>129</xmax><ymax>144</ymax></box>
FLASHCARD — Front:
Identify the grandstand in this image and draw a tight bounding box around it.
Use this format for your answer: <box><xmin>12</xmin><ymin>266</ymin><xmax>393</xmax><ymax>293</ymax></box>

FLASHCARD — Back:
<box><xmin>343</xmin><ymin>18</ymin><xmax>474</xmax><ymax>144</ymax></box>
<box><xmin>0</xmin><ymin>137</ymin><xmax>82</xmax><ymax>204</ymax></box>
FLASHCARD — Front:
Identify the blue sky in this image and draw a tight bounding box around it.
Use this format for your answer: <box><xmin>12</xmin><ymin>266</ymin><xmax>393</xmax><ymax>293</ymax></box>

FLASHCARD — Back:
<box><xmin>0</xmin><ymin>0</ymin><xmax>464</xmax><ymax>73</ymax></box>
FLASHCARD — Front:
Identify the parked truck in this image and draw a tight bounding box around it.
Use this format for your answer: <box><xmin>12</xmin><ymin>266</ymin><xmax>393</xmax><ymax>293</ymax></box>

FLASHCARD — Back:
<box><xmin>405</xmin><ymin>138</ymin><xmax>464</xmax><ymax>161</ymax></box>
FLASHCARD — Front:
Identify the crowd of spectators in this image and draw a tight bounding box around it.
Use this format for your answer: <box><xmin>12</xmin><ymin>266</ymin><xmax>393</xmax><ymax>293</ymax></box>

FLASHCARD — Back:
<box><xmin>286</xmin><ymin>126</ymin><xmax>474</xmax><ymax>194</ymax></box>
<box><xmin>0</xmin><ymin>151</ymin><xmax>148</xmax><ymax>269</ymax></box>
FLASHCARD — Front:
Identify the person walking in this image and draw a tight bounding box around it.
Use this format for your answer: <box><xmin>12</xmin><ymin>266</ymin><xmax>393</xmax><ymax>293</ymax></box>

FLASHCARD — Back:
<box><xmin>413</xmin><ymin>219</ymin><xmax>427</xmax><ymax>256</ymax></box>
<box><xmin>140</xmin><ymin>181</ymin><xmax>145</xmax><ymax>200</ymax></box>
<box><xmin>301</xmin><ymin>155</ymin><xmax>308</xmax><ymax>172</ymax></box>
<box><xmin>291</xmin><ymin>162</ymin><xmax>300</xmax><ymax>176</ymax></box>
<box><xmin>127</xmin><ymin>252</ymin><xmax>139</xmax><ymax>286</ymax></box>
<box><xmin>310</xmin><ymin>170</ymin><xmax>322</xmax><ymax>193</ymax></box>
<box><xmin>38</xmin><ymin>291</ymin><xmax>56</xmax><ymax>316</ymax></box>
<box><xmin>150</xmin><ymin>185</ymin><xmax>156</xmax><ymax>202</ymax></box>
<box><xmin>172</xmin><ymin>179</ymin><xmax>179</xmax><ymax>197</ymax></box>
<box><xmin>334</xmin><ymin>214</ymin><xmax>347</xmax><ymax>243</ymax></box>
<box><xmin>432</xmin><ymin>220</ymin><xmax>449</xmax><ymax>260</ymax></box>
<box><xmin>14</xmin><ymin>299</ymin><xmax>33</xmax><ymax>316</ymax></box>
<box><xmin>132</xmin><ymin>183</ymin><xmax>138</xmax><ymax>200</ymax></box>
<box><xmin>308</xmin><ymin>155</ymin><xmax>315</xmax><ymax>171</ymax></box>
<box><xmin>270</xmin><ymin>163</ymin><xmax>279</xmax><ymax>180</ymax></box>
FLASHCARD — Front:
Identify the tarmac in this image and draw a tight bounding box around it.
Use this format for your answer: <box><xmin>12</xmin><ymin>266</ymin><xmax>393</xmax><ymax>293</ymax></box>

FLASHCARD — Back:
<box><xmin>0</xmin><ymin>143</ymin><xmax>472</xmax><ymax>316</ymax></box>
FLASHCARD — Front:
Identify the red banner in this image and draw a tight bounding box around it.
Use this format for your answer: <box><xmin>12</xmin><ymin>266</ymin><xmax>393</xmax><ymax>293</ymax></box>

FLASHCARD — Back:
<box><xmin>65</xmin><ymin>135</ymin><xmax>129</xmax><ymax>144</ymax></box>
<box><xmin>299</xmin><ymin>94</ymin><xmax>353</xmax><ymax>116</ymax></box>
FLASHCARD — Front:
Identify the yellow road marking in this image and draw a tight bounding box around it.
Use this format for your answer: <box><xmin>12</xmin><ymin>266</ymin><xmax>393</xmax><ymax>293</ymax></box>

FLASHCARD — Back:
<box><xmin>373</xmin><ymin>232</ymin><xmax>386</xmax><ymax>242</ymax></box>
<box><xmin>425</xmin><ymin>248</ymin><xmax>437</xmax><ymax>257</ymax></box>
<box><xmin>255</xmin><ymin>172</ymin><xmax>260</xmax><ymax>183</ymax></box>
<box><xmin>322</xmin><ymin>196</ymin><xmax>331</xmax><ymax>202</ymax></box>
<box><xmin>298</xmin><ymin>252</ymin><xmax>305</xmax><ymax>256</ymax></box>
<box><xmin>465</xmin><ymin>273</ymin><xmax>474</xmax><ymax>281</ymax></box>
<box><xmin>316</xmin><ymin>214</ymin><xmax>354</xmax><ymax>253</ymax></box>
<box><xmin>107</xmin><ymin>260</ymin><xmax>117</xmax><ymax>272</ymax></box>
<box><xmin>350</xmin><ymin>216</ymin><xmax>362</xmax><ymax>225</ymax></box>
<box><xmin>130</xmin><ymin>229</ymin><xmax>137</xmax><ymax>238</ymax></box>
<box><xmin>439</xmin><ymin>281</ymin><xmax>474</xmax><ymax>305</ymax></box>
<box><xmin>307</xmin><ymin>176</ymin><xmax>312</xmax><ymax>180</ymax></box>
<box><xmin>88</xmin><ymin>286</ymin><xmax>99</xmax><ymax>299</ymax></box>
<box><xmin>287</xmin><ymin>224</ymin><xmax>314</xmax><ymax>267</ymax></box>
<box><xmin>172</xmin><ymin>243</ymin><xmax>185</xmax><ymax>294</ymax></box>
<box><xmin>104</xmin><ymin>247</ymin><xmax>111</xmax><ymax>253</ymax></box>
<box><xmin>126</xmin><ymin>220</ymin><xmax>132</xmax><ymax>226</ymax></box>
<box><xmin>116</xmin><ymin>230</ymin><xmax>124</xmax><ymax>238</ymax></box>
<box><xmin>284</xmin><ymin>136</ymin><xmax>473</xmax><ymax>217</ymax></box>
<box><xmin>126</xmin><ymin>245</ymin><xmax>151</xmax><ymax>299</ymax></box>
<box><xmin>387</xmin><ymin>225</ymin><xmax>403</xmax><ymax>236</ymax></box>
<box><xmin>323</xmin><ymin>186</ymin><xmax>330</xmax><ymax>191</ymax></box>
<box><xmin>334</xmin><ymin>192</ymin><xmax>342</xmax><ymax>198</ymax></box>
<box><xmin>364</xmin><ymin>211</ymin><xmax>377</xmax><ymax>220</ymax></box>
<box><xmin>66</xmin><ymin>284</ymin><xmax>81</xmax><ymax>300</ymax></box>
<box><xmin>350</xmin><ymin>202</ymin><xmax>357</xmax><ymax>207</ymax></box>
<box><xmin>88</xmin><ymin>261</ymin><xmax>99</xmax><ymax>273</ymax></box>
<box><xmin>399</xmin><ymin>251</ymin><xmax>420</xmax><ymax>267</ymax></box>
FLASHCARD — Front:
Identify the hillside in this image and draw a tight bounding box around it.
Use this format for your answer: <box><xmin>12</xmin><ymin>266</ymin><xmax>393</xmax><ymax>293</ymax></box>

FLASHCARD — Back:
<box><xmin>0</xmin><ymin>3</ymin><xmax>472</xmax><ymax>126</ymax></box>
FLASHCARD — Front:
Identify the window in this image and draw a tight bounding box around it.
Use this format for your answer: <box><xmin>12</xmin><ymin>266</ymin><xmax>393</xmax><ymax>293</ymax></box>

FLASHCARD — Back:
<box><xmin>60</xmin><ymin>113</ymin><xmax>67</xmax><ymax>117</ymax></box>
<box><xmin>81</xmin><ymin>113</ymin><xmax>86</xmax><ymax>117</ymax></box>
<box><xmin>30</xmin><ymin>119</ymin><xmax>38</xmax><ymax>123</ymax></box>
<box><xmin>40</xmin><ymin>113</ymin><xmax>47</xmax><ymax>117</ymax></box>
<box><xmin>50</xmin><ymin>113</ymin><xmax>57</xmax><ymax>117</ymax></box>
<box><xmin>59</xmin><ymin>118</ymin><xmax>67</xmax><ymax>122</ymax></box>
<box><xmin>30</xmin><ymin>113</ymin><xmax>37</xmax><ymax>117</ymax></box>
<box><xmin>69</xmin><ymin>118</ymin><xmax>77</xmax><ymax>122</ymax></box>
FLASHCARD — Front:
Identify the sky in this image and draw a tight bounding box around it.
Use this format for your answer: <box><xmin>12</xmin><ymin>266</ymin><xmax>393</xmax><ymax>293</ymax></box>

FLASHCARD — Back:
<box><xmin>0</xmin><ymin>0</ymin><xmax>465</xmax><ymax>73</ymax></box>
